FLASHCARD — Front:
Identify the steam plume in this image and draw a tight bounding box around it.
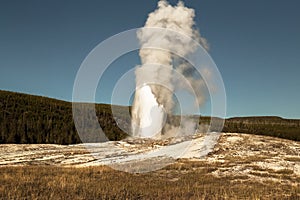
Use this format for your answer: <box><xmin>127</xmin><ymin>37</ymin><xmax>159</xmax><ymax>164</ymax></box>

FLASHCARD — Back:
<box><xmin>131</xmin><ymin>0</ymin><xmax>208</xmax><ymax>138</ymax></box>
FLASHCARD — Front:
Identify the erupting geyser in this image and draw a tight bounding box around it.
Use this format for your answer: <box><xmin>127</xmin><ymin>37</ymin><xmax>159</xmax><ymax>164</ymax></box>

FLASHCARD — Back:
<box><xmin>131</xmin><ymin>84</ymin><xmax>166</xmax><ymax>138</ymax></box>
<box><xmin>131</xmin><ymin>0</ymin><xmax>209</xmax><ymax>138</ymax></box>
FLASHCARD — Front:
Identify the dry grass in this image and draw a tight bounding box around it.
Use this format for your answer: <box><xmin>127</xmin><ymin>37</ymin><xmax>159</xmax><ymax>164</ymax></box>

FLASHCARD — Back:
<box><xmin>1</xmin><ymin>133</ymin><xmax>300</xmax><ymax>199</ymax></box>
<box><xmin>0</xmin><ymin>161</ymin><xmax>299</xmax><ymax>200</ymax></box>
<box><xmin>285</xmin><ymin>157</ymin><xmax>300</xmax><ymax>162</ymax></box>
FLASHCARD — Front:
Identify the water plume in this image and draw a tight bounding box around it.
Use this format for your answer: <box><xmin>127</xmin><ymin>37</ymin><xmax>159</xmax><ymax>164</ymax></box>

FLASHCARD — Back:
<box><xmin>131</xmin><ymin>0</ymin><xmax>208</xmax><ymax>138</ymax></box>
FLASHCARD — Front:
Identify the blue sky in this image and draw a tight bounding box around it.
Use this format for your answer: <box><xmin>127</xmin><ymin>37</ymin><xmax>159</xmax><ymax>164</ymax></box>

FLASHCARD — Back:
<box><xmin>0</xmin><ymin>0</ymin><xmax>299</xmax><ymax>119</ymax></box>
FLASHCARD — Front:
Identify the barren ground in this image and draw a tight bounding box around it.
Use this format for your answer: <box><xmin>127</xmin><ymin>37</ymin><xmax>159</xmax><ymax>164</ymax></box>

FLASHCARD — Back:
<box><xmin>0</xmin><ymin>133</ymin><xmax>299</xmax><ymax>199</ymax></box>
<box><xmin>1</xmin><ymin>133</ymin><xmax>299</xmax><ymax>177</ymax></box>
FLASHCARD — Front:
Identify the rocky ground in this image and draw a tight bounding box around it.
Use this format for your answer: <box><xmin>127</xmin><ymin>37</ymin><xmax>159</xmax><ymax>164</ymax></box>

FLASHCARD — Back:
<box><xmin>0</xmin><ymin>133</ymin><xmax>218</xmax><ymax>169</ymax></box>
<box><xmin>205</xmin><ymin>133</ymin><xmax>300</xmax><ymax>185</ymax></box>
<box><xmin>0</xmin><ymin>133</ymin><xmax>299</xmax><ymax>181</ymax></box>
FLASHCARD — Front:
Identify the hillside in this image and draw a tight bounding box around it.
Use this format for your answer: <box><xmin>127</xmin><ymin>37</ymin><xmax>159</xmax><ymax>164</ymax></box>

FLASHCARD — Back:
<box><xmin>0</xmin><ymin>90</ymin><xmax>128</xmax><ymax>144</ymax></box>
<box><xmin>223</xmin><ymin>116</ymin><xmax>300</xmax><ymax>141</ymax></box>
<box><xmin>0</xmin><ymin>90</ymin><xmax>299</xmax><ymax>144</ymax></box>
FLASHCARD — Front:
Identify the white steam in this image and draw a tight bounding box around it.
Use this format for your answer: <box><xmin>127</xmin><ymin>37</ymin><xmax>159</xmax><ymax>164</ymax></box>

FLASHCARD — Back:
<box><xmin>131</xmin><ymin>0</ymin><xmax>208</xmax><ymax>138</ymax></box>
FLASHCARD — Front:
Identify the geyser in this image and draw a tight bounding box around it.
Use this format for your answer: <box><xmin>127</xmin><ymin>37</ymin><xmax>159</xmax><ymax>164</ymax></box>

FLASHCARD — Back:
<box><xmin>131</xmin><ymin>84</ymin><xmax>166</xmax><ymax>138</ymax></box>
<box><xmin>131</xmin><ymin>0</ymin><xmax>208</xmax><ymax>138</ymax></box>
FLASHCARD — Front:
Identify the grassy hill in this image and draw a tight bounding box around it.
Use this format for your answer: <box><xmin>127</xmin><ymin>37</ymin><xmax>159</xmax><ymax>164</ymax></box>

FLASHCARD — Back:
<box><xmin>0</xmin><ymin>90</ymin><xmax>299</xmax><ymax>144</ymax></box>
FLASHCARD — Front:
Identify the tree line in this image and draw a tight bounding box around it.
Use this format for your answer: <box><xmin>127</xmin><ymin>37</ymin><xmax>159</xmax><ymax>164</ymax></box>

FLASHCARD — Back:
<box><xmin>0</xmin><ymin>90</ymin><xmax>127</xmax><ymax>144</ymax></box>
<box><xmin>0</xmin><ymin>90</ymin><xmax>299</xmax><ymax>144</ymax></box>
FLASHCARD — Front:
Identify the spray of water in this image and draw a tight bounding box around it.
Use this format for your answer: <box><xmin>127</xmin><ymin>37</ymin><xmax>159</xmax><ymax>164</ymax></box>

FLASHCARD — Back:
<box><xmin>131</xmin><ymin>0</ymin><xmax>208</xmax><ymax>138</ymax></box>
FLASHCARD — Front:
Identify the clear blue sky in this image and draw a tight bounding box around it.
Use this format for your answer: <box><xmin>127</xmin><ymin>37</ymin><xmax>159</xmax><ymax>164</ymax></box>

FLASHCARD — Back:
<box><xmin>1</xmin><ymin>0</ymin><xmax>299</xmax><ymax>119</ymax></box>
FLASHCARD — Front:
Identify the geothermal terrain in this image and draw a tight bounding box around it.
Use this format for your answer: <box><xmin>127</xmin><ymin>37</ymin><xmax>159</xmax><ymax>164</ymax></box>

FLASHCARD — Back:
<box><xmin>0</xmin><ymin>132</ymin><xmax>219</xmax><ymax>169</ymax></box>
<box><xmin>1</xmin><ymin>132</ymin><xmax>299</xmax><ymax>180</ymax></box>
<box><xmin>1</xmin><ymin>132</ymin><xmax>300</xmax><ymax>199</ymax></box>
<box><xmin>1</xmin><ymin>91</ymin><xmax>300</xmax><ymax>198</ymax></box>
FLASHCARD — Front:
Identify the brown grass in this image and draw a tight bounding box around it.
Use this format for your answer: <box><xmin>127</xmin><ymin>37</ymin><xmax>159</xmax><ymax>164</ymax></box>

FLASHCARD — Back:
<box><xmin>0</xmin><ymin>161</ymin><xmax>299</xmax><ymax>200</ymax></box>
<box><xmin>285</xmin><ymin>157</ymin><xmax>300</xmax><ymax>162</ymax></box>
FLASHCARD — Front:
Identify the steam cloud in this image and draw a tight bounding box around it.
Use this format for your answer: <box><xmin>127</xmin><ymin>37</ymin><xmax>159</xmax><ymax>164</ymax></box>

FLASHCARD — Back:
<box><xmin>131</xmin><ymin>0</ymin><xmax>209</xmax><ymax>138</ymax></box>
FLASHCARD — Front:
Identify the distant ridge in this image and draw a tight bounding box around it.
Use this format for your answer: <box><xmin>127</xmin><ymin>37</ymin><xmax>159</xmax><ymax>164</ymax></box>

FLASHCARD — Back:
<box><xmin>0</xmin><ymin>90</ymin><xmax>128</xmax><ymax>144</ymax></box>
<box><xmin>223</xmin><ymin>116</ymin><xmax>300</xmax><ymax>141</ymax></box>
<box><xmin>0</xmin><ymin>90</ymin><xmax>299</xmax><ymax>144</ymax></box>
